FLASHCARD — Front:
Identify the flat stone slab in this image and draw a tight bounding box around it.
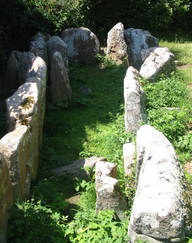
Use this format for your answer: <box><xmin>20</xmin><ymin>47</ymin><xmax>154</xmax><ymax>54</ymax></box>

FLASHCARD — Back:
<box><xmin>52</xmin><ymin>156</ymin><xmax>106</xmax><ymax>180</ymax></box>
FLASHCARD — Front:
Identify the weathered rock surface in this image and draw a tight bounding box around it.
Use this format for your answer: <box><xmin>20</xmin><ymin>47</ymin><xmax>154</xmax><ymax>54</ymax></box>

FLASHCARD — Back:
<box><xmin>47</xmin><ymin>36</ymin><xmax>69</xmax><ymax>74</ymax></box>
<box><xmin>124</xmin><ymin>28</ymin><xmax>158</xmax><ymax>70</ymax></box>
<box><xmin>60</xmin><ymin>27</ymin><xmax>100</xmax><ymax>64</ymax></box>
<box><xmin>0</xmin><ymin>141</ymin><xmax>13</xmax><ymax>243</ymax></box>
<box><xmin>6</xmin><ymin>69</ymin><xmax>47</xmax><ymax>180</ymax></box>
<box><xmin>1</xmin><ymin>126</ymin><xmax>31</xmax><ymax>202</ymax></box>
<box><xmin>52</xmin><ymin>156</ymin><xmax>106</xmax><ymax>180</ymax></box>
<box><xmin>95</xmin><ymin>161</ymin><xmax>127</xmax><ymax>220</ymax></box>
<box><xmin>128</xmin><ymin>124</ymin><xmax>192</xmax><ymax>243</ymax></box>
<box><xmin>124</xmin><ymin>66</ymin><xmax>147</xmax><ymax>133</ymax></box>
<box><xmin>106</xmin><ymin>22</ymin><xmax>127</xmax><ymax>64</ymax></box>
<box><xmin>123</xmin><ymin>142</ymin><xmax>135</xmax><ymax>177</ymax></box>
<box><xmin>18</xmin><ymin>52</ymin><xmax>36</xmax><ymax>86</ymax></box>
<box><xmin>140</xmin><ymin>47</ymin><xmax>175</xmax><ymax>82</ymax></box>
<box><xmin>29</xmin><ymin>34</ymin><xmax>48</xmax><ymax>64</ymax></box>
<box><xmin>50</xmin><ymin>51</ymin><xmax>72</xmax><ymax>104</ymax></box>
<box><xmin>95</xmin><ymin>161</ymin><xmax>117</xmax><ymax>193</ymax></box>
<box><xmin>96</xmin><ymin>176</ymin><xmax>128</xmax><ymax>220</ymax></box>
<box><xmin>3</xmin><ymin>51</ymin><xmax>22</xmax><ymax>91</ymax></box>
<box><xmin>31</xmin><ymin>32</ymin><xmax>50</xmax><ymax>42</ymax></box>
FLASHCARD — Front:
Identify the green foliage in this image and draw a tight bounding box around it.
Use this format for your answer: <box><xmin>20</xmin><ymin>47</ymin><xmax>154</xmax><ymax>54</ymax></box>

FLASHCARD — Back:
<box><xmin>142</xmin><ymin>72</ymin><xmax>191</xmax><ymax>143</ymax></box>
<box><xmin>8</xmin><ymin>176</ymin><xmax>76</xmax><ymax>243</ymax></box>
<box><xmin>66</xmin><ymin>208</ymin><xmax>129</xmax><ymax>242</ymax></box>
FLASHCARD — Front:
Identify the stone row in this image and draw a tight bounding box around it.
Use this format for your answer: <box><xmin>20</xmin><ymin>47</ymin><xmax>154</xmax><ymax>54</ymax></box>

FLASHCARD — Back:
<box><xmin>0</xmin><ymin>56</ymin><xmax>47</xmax><ymax>242</ymax></box>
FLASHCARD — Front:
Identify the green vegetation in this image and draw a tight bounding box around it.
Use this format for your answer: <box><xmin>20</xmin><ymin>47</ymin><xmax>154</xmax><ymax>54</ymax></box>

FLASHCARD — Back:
<box><xmin>1</xmin><ymin>1</ymin><xmax>192</xmax><ymax>241</ymax></box>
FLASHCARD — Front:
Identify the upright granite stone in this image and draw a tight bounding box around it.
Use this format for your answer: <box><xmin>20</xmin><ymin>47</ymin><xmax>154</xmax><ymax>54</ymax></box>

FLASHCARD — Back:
<box><xmin>95</xmin><ymin>161</ymin><xmax>128</xmax><ymax>220</ymax></box>
<box><xmin>3</xmin><ymin>51</ymin><xmax>22</xmax><ymax>91</ymax></box>
<box><xmin>29</xmin><ymin>33</ymin><xmax>49</xmax><ymax>65</ymax></box>
<box><xmin>128</xmin><ymin>124</ymin><xmax>192</xmax><ymax>243</ymax></box>
<box><xmin>140</xmin><ymin>47</ymin><xmax>175</xmax><ymax>82</ymax></box>
<box><xmin>50</xmin><ymin>51</ymin><xmax>72</xmax><ymax>104</ymax></box>
<box><xmin>18</xmin><ymin>52</ymin><xmax>36</xmax><ymax>86</ymax></box>
<box><xmin>124</xmin><ymin>28</ymin><xmax>159</xmax><ymax>70</ymax></box>
<box><xmin>47</xmin><ymin>36</ymin><xmax>69</xmax><ymax>74</ymax></box>
<box><xmin>124</xmin><ymin>66</ymin><xmax>147</xmax><ymax>133</ymax></box>
<box><xmin>123</xmin><ymin>142</ymin><xmax>135</xmax><ymax>177</ymax></box>
<box><xmin>96</xmin><ymin>177</ymin><xmax>128</xmax><ymax>220</ymax></box>
<box><xmin>106</xmin><ymin>22</ymin><xmax>127</xmax><ymax>64</ymax></box>
<box><xmin>60</xmin><ymin>27</ymin><xmax>100</xmax><ymax>64</ymax></box>
<box><xmin>95</xmin><ymin>161</ymin><xmax>117</xmax><ymax>193</ymax></box>
<box><xmin>1</xmin><ymin>126</ymin><xmax>31</xmax><ymax>202</ymax></box>
<box><xmin>0</xmin><ymin>141</ymin><xmax>13</xmax><ymax>243</ymax></box>
<box><xmin>6</xmin><ymin>59</ymin><xmax>47</xmax><ymax>180</ymax></box>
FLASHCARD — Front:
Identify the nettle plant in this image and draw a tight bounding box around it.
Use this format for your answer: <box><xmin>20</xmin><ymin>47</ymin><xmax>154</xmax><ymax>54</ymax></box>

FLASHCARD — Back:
<box><xmin>142</xmin><ymin>71</ymin><xmax>192</xmax><ymax>164</ymax></box>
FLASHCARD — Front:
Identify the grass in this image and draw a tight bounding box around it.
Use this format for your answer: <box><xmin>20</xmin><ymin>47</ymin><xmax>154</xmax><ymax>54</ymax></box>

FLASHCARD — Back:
<box><xmin>3</xmin><ymin>36</ymin><xmax>192</xmax><ymax>242</ymax></box>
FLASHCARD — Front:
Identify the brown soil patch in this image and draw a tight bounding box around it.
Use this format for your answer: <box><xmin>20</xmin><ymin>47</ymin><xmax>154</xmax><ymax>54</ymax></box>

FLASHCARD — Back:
<box><xmin>184</xmin><ymin>161</ymin><xmax>192</xmax><ymax>174</ymax></box>
<box><xmin>65</xmin><ymin>194</ymin><xmax>81</xmax><ymax>206</ymax></box>
<box><xmin>177</xmin><ymin>63</ymin><xmax>192</xmax><ymax>70</ymax></box>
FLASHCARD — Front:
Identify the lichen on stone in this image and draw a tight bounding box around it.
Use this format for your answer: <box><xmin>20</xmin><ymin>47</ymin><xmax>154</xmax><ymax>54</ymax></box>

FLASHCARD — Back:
<box><xmin>20</xmin><ymin>96</ymin><xmax>35</xmax><ymax>109</ymax></box>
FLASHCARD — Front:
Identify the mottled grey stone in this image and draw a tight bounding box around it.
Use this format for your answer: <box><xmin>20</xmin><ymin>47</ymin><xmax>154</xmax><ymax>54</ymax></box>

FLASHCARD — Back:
<box><xmin>3</xmin><ymin>51</ymin><xmax>22</xmax><ymax>91</ymax></box>
<box><xmin>124</xmin><ymin>28</ymin><xmax>159</xmax><ymax>70</ymax></box>
<box><xmin>106</xmin><ymin>22</ymin><xmax>128</xmax><ymax>64</ymax></box>
<box><xmin>140</xmin><ymin>47</ymin><xmax>175</xmax><ymax>82</ymax></box>
<box><xmin>1</xmin><ymin>125</ymin><xmax>31</xmax><ymax>202</ymax></box>
<box><xmin>128</xmin><ymin>125</ymin><xmax>192</xmax><ymax>243</ymax></box>
<box><xmin>50</xmin><ymin>51</ymin><xmax>72</xmax><ymax>104</ymax></box>
<box><xmin>124</xmin><ymin>66</ymin><xmax>147</xmax><ymax>133</ymax></box>
<box><xmin>60</xmin><ymin>27</ymin><xmax>100</xmax><ymax>64</ymax></box>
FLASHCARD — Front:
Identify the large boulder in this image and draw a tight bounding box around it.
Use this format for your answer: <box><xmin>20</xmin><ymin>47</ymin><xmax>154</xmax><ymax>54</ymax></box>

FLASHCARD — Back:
<box><xmin>60</xmin><ymin>27</ymin><xmax>100</xmax><ymax>64</ymax></box>
<box><xmin>106</xmin><ymin>22</ymin><xmax>128</xmax><ymax>64</ymax></box>
<box><xmin>140</xmin><ymin>47</ymin><xmax>175</xmax><ymax>82</ymax></box>
<box><xmin>124</xmin><ymin>28</ymin><xmax>159</xmax><ymax>70</ymax></box>
<box><xmin>3</xmin><ymin>51</ymin><xmax>22</xmax><ymax>91</ymax></box>
<box><xmin>47</xmin><ymin>36</ymin><xmax>69</xmax><ymax>74</ymax></box>
<box><xmin>50</xmin><ymin>51</ymin><xmax>72</xmax><ymax>104</ymax></box>
<box><xmin>128</xmin><ymin>124</ymin><xmax>192</xmax><ymax>243</ymax></box>
<box><xmin>1</xmin><ymin>126</ymin><xmax>31</xmax><ymax>202</ymax></box>
<box><xmin>0</xmin><ymin>141</ymin><xmax>13</xmax><ymax>243</ymax></box>
<box><xmin>124</xmin><ymin>66</ymin><xmax>147</xmax><ymax>133</ymax></box>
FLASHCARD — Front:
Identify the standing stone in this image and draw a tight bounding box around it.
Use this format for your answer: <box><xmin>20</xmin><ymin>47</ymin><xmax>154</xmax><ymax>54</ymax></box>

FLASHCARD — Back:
<box><xmin>3</xmin><ymin>51</ymin><xmax>22</xmax><ymax>91</ymax></box>
<box><xmin>106</xmin><ymin>22</ymin><xmax>128</xmax><ymax>64</ymax></box>
<box><xmin>6</xmin><ymin>78</ymin><xmax>46</xmax><ymax>180</ymax></box>
<box><xmin>50</xmin><ymin>51</ymin><xmax>72</xmax><ymax>104</ymax></box>
<box><xmin>124</xmin><ymin>66</ymin><xmax>147</xmax><ymax>133</ymax></box>
<box><xmin>96</xmin><ymin>177</ymin><xmax>128</xmax><ymax>220</ymax></box>
<box><xmin>124</xmin><ymin>28</ymin><xmax>159</xmax><ymax>70</ymax></box>
<box><xmin>47</xmin><ymin>36</ymin><xmax>69</xmax><ymax>74</ymax></box>
<box><xmin>18</xmin><ymin>52</ymin><xmax>36</xmax><ymax>86</ymax></box>
<box><xmin>0</xmin><ymin>141</ymin><xmax>13</xmax><ymax>243</ymax></box>
<box><xmin>95</xmin><ymin>161</ymin><xmax>117</xmax><ymax>193</ymax></box>
<box><xmin>29</xmin><ymin>38</ymin><xmax>48</xmax><ymax>65</ymax></box>
<box><xmin>95</xmin><ymin>161</ymin><xmax>128</xmax><ymax>220</ymax></box>
<box><xmin>128</xmin><ymin>124</ymin><xmax>192</xmax><ymax>243</ymax></box>
<box><xmin>123</xmin><ymin>142</ymin><xmax>135</xmax><ymax>177</ymax></box>
<box><xmin>1</xmin><ymin>126</ymin><xmax>31</xmax><ymax>202</ymax></box>
<box><xmin>140</xmin><ymin>47</ymin><xmax>175</xmax><ymax>82</ymax></box>
<box><xmin>60</xmin><ymin>27</ymin><xmax>100</xmax><ymax>64</ymax></box>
